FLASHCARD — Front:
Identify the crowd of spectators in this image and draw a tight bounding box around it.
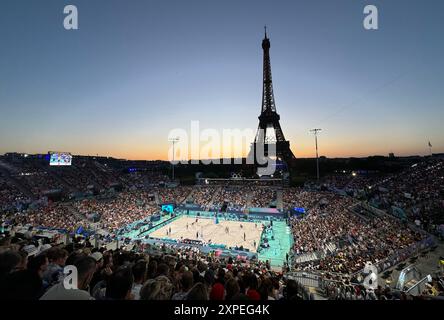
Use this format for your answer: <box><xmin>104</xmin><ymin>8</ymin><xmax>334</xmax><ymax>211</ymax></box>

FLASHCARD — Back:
<box><xmin>11</xmin><ymin>203</ymin><xmax>84</xmax><ymax>233</ymax></box>
<box><xmin>73</xmin><ymin>191</ymin><xmax>158</xmax><ymax>231</ymax></box>
<box><xmin>0</xmin><ymin>155</ymin><xmax>170</xmax><ymax>204</ymax></box>
<box><xmin>0</xmin><ymin>155</ymin><xmax>442</xmax><ymax>300</ymax></box>
<box><xmin>119</xmin><ymin>171</ymin><xmax>168</xmax><ymax>189</ymax></box>
<box><xmin>212</xmin><ymin>187</ymin><xmax>249</xmax><ymax>211</ymax></box>
<box><xmin>283</xmin><ymin>188</ymin><xmax>326</xmax><ymax>210</ymax></box>
<box><xmin>320</xmin><ymin>173</ymin><xmax>384</xmax><ymax>193</ymax></box>
<box><xmin>50</xmin><ymin>159</ymin><xmax>118</xmax><ymax>192</ymax></box>
<box><xmin>250</xmin><ymin>187</ymin><xmax>276</xmax><ymax>208</ymax></box>
<box><xmin>320</xmin><ymin>273</ymin><xmax>444</xmax><ymax>300</ymax></box>
<box><xmin>0</xmin><ymin>176</ymin><xmax>30</xmax><ymax>211</ymax></box>
<box><xmin>18</xmin><ymin>172</ymin><xmax>65</xmax><ymax>198</ymax></box>
<box><xmin>191</xmin><ymin>187</ymin><xmax>220</xmax><ymax>210</ymax></box>
<box><xmin>157</xmin><ymin>187</ymin><xmax>193</xmax><ymax>205</ymax></box>
<box><xmin>322</xmin><ymin>158</ymin><xmax>444</xmax><ymax>233</ymax></box>
<box><xmin>289</xmin><ymin>192</ymin><xmax>423</xmax><ymax>274</ymax></box>
<box><xmin>0</xmin><ymin>229</ymin><xmax>311</xmax><ymax>301</ymax></box>
<box><xmin>368</xmin><ymin>160</ymin><xmax>443</xmax><ymax>225</ymax></box>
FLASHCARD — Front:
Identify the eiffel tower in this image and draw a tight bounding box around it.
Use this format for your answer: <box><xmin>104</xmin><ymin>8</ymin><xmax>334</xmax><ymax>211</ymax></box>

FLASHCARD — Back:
<box><xmin>250</xmin><ymin>27</ymin><xmax>296</xmax><ymax>170</ymax></box>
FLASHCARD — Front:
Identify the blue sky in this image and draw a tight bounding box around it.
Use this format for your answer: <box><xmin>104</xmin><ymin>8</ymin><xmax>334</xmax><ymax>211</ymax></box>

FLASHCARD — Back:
<box><xmin>0</xmin><ymin>0</ymin><xmax>443</xmax><ymax>159</ymax></box>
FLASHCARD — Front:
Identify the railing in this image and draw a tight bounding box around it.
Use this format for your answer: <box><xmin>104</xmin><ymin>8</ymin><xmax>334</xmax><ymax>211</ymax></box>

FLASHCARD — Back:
<box><xmin>283</xmin><ymin>272</ymin><xmax>315</xmax><ymax>300</ymax></box>
<box><xmin>285</xmin><ymin>270</ymin><xmax>363</xmax><ymax>300</ymax></box>
<box><xmin>290</xmin><ymin>235</ymin><xmax>436</xmax><ymax>292</ymax></box>
<box><xmin>351</xmin><ymin>235</ymin><xmax>436</xmax><ymax>279</ymax></box>
<box><xmin>405</xmin><ymin>276</ymin><xmax>431</xmax><ymax>296</ymax></box>
<box><xmin>285</xmin><ymin>271</ymin><xmax>321</xmax><ymax>288</ymax></box>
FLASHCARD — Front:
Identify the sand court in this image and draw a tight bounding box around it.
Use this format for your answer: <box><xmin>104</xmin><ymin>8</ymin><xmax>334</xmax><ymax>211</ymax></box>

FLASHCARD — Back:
<box><xmin>148</xmin><ymin>216</ymin><xmax>264</xmax><ymax>253</ymax></box>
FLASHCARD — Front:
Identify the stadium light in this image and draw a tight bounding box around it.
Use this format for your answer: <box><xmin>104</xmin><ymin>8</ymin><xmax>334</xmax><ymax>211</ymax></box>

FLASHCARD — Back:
<box><xmin>309</xmin><ymin>128</ymin><xmax>322</xmax><ymax>181</ymax></box>
<box><xmin>168</xmin><ymin>137</ymin><xmax>180</xmax><ymax>181</ymax></box>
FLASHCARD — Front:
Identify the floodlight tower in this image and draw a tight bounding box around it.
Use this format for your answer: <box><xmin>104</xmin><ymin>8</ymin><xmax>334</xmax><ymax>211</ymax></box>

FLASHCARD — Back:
<box><xmin>310</xmin><ymin>129</ymin><xmax>322</xmax><ymax>181</ymax></box>
<box><xmin>168</xmin><ymin>137</ymin><xmax>180</xmax><ymax>181</ymax></box>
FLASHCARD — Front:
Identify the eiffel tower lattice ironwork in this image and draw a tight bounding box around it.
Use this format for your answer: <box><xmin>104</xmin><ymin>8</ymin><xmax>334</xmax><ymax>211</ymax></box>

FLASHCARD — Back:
<box><xmin>250</xmin><ymin>27</ymin><xmax>296</xmax><ymax>166</ymax></box>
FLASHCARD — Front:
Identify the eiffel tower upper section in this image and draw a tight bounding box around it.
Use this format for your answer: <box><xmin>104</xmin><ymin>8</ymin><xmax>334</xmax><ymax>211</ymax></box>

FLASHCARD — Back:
<box><xmin>261</xmin><ymin>27</ymin><xmax>278</xmax><ymax>115</ymax></box>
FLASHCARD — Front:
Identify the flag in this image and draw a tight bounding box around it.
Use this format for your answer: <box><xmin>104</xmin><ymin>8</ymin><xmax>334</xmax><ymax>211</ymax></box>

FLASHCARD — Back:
<box><xmin>428</xmin><ymin>141</ymin><xmax>432</xmax><ymax>148</ymax></box>
<box><xmin>75</xmin><ymin>225</ymin><xmax>84</xmax><ymax>235</ymax></box>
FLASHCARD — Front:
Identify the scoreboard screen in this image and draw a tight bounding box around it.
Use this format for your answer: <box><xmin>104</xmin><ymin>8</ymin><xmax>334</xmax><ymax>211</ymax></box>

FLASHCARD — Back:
<box><xmin>49</xmin><ymin>152</ymin><xmax>72</xmax><ymax>166</ymax></box>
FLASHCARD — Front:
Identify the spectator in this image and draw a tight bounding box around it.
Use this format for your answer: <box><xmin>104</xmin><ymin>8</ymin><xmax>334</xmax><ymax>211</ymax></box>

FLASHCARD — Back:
<box><xmin>0</xmin><ymin>250</ymin><xmax>22</xmax><ymax>279</ymax></box>
<box><xmin>105</xmin><ymin>267</ymin><xmax>134</xmax><ymax>300</ymax></box>
<box><xmin>210</xmin><ymin>282</ymin><xmax>225</xmax><ymax>300</ymax></box>
<box><xmin>172</xmin><ymin>271</ymin><xmax>193</xmax><ymax>300</ymax></box>
<box><xmin>40</xmin><ymin>256</ymin><xmax>96</xmax><ymax>300</ymax></box>
<box><xmin>245</xmin><ymin>273</ymin><xmax>260</xmax><ymax>300</ymax></box>
<box><xmin>225</xmin><ymin>278</ymin><xmax>240</xmax><ymax>300</ymax></box>
<box><xmin>140</xmin><ymin>275</ymin><xmax>173</xmax><ymax>300</ymax></box>
<box><xmin>27</xmin><ymin>253</ymin><xmax>49</xmax><ymax>280</ymax></box>
<box><xmin>187</xmin><ymin>283</ymin><xmax>209</xmax><ymax>300</ymax></box>
<box><xmin>258</xmin><ymin>278</ymin><xmax>275</xmax><ymax>300</ymax></box>
<box><xmin>0</xmin><ymin>269</ymin><xmax>43</xmax><ymax>300</ymax></box>
<box><xmin>43</xmin><ymin>247</ymin><xmax>68</xmax><ymax>287</ymax></box>
<box><xmin>131</xmin><ymin>260</ymin><xmax>147</xmax><ymax>300</ymax></box>
<box><xmin>147</xmin><ymin>260</ymin><xmax>157</xmax><ymax>280</ymax></box>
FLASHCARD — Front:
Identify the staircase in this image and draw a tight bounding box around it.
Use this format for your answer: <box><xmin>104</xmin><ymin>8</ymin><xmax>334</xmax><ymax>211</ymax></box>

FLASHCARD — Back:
<box><xmin>246</xmin><ymin>188</ymin><xmax>253</xmax><ymax>208</ymax></box>
<box><xmin>154</xmin><ymin>191</ymin><xmax>160</xmax><ymax>205</ymax></box>
<box><xmin>208</xmin><ymin>186</ymin><xmax>222</xmax><ymax>208</ymax></box>
<box><xmin>185</xmin><ymin>188</ymin><xmax>196</xmax><ymax>203</ymax></box>
<box><xmin>276</xmin><ymin>188</ymin><xmax>283</xmax><ymax>210</ymax></box>
<box><xmin>294</xmin><ymin>252</ymin><xmax>319</xmax><ymax>264</ymax></box>
<box><xmin>86</xmin><ymin>168</ymin><xmax>106</xmax><ymax>190</ymax></box>
<box><xmin>181</xmin><ymin>188</ymin><xmax>194</xmax><ymax>204</ymax></box>
<box><xmin>324</xmin><ymin>242</ymin><xmax>337</xmax><ymax>254</ymax></box>
<box><xmin>63</xmin><ymin>203</ymin><xmax>88</xmax><ymax>221</ymax></box>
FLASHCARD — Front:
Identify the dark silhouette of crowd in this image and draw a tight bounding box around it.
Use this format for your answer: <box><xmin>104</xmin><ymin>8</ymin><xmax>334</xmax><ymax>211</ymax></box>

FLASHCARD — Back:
<box><xmin>0</xmin><ymin>230</ymin><xmax>309</xmax><ymax>301</ymax></box>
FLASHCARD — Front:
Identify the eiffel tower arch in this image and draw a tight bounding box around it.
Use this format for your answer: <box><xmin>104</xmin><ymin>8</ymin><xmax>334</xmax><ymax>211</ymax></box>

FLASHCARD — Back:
<box><xmin>249</xmin><ymin>28</ymin><xmax>296</xmax><ymax>175</ymax></box>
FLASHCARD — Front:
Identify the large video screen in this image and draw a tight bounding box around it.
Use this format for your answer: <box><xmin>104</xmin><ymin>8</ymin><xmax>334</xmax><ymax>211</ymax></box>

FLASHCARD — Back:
<box><xmin>161</xmin><ymin>204</ymin><xmax>174</xmax><ymax>214</ymax></box>
<box><xmin>49</xmin><ymin>152</ymin><xmax>72</xmax><ymax>166</ymax></box>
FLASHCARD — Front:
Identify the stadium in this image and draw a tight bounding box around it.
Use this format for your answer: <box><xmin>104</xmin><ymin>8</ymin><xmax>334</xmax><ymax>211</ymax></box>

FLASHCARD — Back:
<box><xmin>1</xmin><ymin>152</ymin><xmax>443</xmax><ymax>301</ymax></box>
<box><xmin>1</xmin><ymin>0</ymin><xmax>443</xmax><ymax>309</ymax></box>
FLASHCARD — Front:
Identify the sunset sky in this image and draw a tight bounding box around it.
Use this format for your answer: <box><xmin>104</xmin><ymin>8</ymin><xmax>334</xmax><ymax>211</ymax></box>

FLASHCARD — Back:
<box><xmin>0</xmin><ymin>0</ymin><xmax>443</xmax><ymax>160</ymax></box>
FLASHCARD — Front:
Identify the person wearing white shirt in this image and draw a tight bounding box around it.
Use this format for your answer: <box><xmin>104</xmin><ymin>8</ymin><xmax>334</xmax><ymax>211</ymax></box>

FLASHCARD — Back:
<box><xmin>40</xmin><ymin>256</ymin><xmax>96</xmax><ymax>300</ymax></box>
